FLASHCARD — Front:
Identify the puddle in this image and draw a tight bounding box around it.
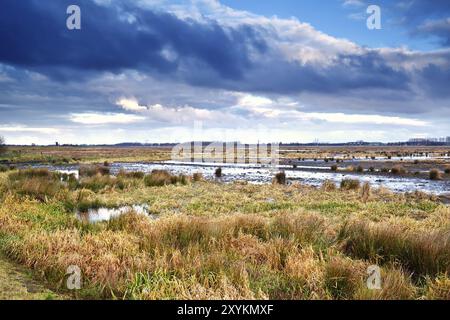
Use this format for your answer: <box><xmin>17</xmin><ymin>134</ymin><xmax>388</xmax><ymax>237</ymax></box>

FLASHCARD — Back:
<box><xmin>56</xmin><ymin>169</ymin><xmax>79</xmax><ymax>179</ymax></box>
<box><xmin>77</xmin><ymin>204</ymin><xmax>151</xmax><ymax>223</ymax></box>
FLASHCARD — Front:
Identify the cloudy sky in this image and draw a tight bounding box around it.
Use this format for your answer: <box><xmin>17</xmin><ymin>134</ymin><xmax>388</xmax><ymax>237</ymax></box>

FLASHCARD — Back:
<box><xmin>0</xmin><ymin>0</ymin><xmax>449</xmax><ymax>145</ymax></box>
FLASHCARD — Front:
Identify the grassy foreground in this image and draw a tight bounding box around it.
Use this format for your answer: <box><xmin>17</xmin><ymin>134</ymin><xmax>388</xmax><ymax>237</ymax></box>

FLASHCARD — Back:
<box><xmin>0</xmin><ymin>254</ymin><xmax>66</xmax><ymax>300</ymax></box>
<box><xmin>0</xmin><ymin>168</ymin><xmax>449</xmax><ymax>300</ymax></box>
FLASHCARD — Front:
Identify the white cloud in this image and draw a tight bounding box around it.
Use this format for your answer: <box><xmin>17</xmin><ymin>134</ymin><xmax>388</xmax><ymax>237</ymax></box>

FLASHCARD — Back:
<box><xmin>116</xmin><ymin>97</ymin><xmax>149</xmax><ymax>111</ymax></box>
<box><xmin>235</xmin><ymin>94</ymin><xmax>273</xmax><ymax>108</ymax></box>
<box><xmin>115</xmin><ymin>96</ymin><xmax>239</xmax><ymax>124</ymax></box>
<box><xmin>69</xmin><ymin>112</ymin><xmax>146</xmax><ymax>124</ymax></box>
<box><xmin>231</xmin><ymin>94</ymin><xmax>427</xmax><ymax>126</ymax></box>
<box><xmin>0</xmin><ymin>125</ymin><xmax>59</xmax><ymax>134</ymax></box>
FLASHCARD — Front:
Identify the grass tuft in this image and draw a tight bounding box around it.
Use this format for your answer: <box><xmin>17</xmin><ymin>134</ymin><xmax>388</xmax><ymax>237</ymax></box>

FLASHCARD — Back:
<box><xmin>429</xmin><ymin>169</ymin><xmax>442</xmax><ymax>181</ymax></box>
<box><xmin>340</xmin><ymin>179</ymin><xmax>360</xmax><ymax>190</ymax></box>
<box><xmin>273</xmin><ymin>172</ymin><xmax>286</xmax><ymax>185</ymax></box>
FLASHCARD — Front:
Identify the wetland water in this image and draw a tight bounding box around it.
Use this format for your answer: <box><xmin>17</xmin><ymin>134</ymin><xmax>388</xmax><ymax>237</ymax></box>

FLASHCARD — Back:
<box><xmin>25</xmin><ymin>161</ymin><xmax>450</xmax><ymax>195</ymax></box>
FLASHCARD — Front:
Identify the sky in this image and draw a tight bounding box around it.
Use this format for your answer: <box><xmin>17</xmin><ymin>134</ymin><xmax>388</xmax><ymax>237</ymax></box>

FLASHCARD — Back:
<box><xmin>0</xmin><ymin>0</ymin><xmax>449</xmax><ymax>145</ymax></box>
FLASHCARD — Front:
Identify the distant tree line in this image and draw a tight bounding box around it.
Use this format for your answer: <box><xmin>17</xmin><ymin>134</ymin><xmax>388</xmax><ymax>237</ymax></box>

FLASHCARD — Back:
<box><xmin>0</xmin><ymin>136</ymin><xmax>6</xmax><ymax>155</ymax></box>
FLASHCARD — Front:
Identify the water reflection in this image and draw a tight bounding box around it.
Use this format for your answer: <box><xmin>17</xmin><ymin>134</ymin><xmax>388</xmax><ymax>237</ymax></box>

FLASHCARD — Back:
<box><xmin>77</xmin><ymin>204</ymin><xmax>150</xmax><ymax>223</ymax></box>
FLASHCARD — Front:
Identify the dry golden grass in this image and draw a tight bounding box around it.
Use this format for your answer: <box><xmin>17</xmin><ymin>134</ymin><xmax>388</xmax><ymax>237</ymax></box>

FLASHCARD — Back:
<box><xmin>0</xmin><ymin>169</ymin><xmax>448</xmax><ymax>300</ymax></box>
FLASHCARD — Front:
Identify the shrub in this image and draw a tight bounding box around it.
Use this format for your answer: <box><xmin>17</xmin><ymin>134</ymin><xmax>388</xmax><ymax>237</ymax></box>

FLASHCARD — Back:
<box><xmin>117</xmin><ymin>170</ymin><xmax>145</xmax><ymax>179</ymax></box>
<box><xmin>193</xmin><ymin>173</ymin><xmax>203</xmax><ymax>182</ymax></box>
<box><xmin>340</xmin><ymin>221</ymin><xmax>450</xmax><ymax>276</ymax></box>
<box><xmin>273</xmin><ymin>172</ymin><xmax>286</xmax><ymax>185</ymax></box>
<box><xmin>368</xmin><ymin>167</ymin><xmax>375</xmax><ymax>172</ymax></box>
<box><xmin>346</xmin><ymin>166</ymin><xmax>356</xmax><ymax>172</ymax></box>
<box><xmin>445</xmin><ymin>167</ymin><xmax>450</xmax><ymax>175</ymax></box>
<box><xmin>215</xmin><ymin>168</ymin><xmax>222</xmax><ymax>178</ymax></box>
<box><xmin>144</xmin><ymin>170</ymin><xmax>173</xmax><ymax>187</ymax></box>
<box><xmin>80</xmin><ymin>174</ymin><xmax>117</xmax><ymax>192</ymax></box>
<box><xmin>0</xmin><ymin>165</ymin><xmax>9</xmax><ymax>172</ymax></box>
<box><xmin>340</xmin><ymin>179</ymin><xmax>360</xmax><ymax>190</ymax></box>
<box><xmin>380</xmin><ymin>167</ymin><xmax>390</xmax><ymax>173</ymax></box>
<box><xmin>179</xmin><ymin>174</ymin><xmax>189</xmax><ymax>185</ymax></box>
<box><xmin>429</xmin><ymin>169</ymin><xmax>442</xmax><ymax>181</ymax></box>
<box><xmin>7</xmin><ymin>169</ymin><xmax>64</xmax><ymax>201</ymax></box>
<box><xmin>356</xmin><ymin>165</ymin><xmax>364</xmax><ymax>173</ymax></box>
<box><xmin>361</xmin><ymin>182</ymin><xmax>371</xmax><ymax>202</ymax></box>
<box><xmin>0</xmin><ymin>135</ymin><xmax>6</xmax><ymax>155</ymax></box>
<box><xmin>330</xmin><ymin>165</ymin><xmax>338</xmax><ymax>172</ymax></box>
<box><xmin>324</xmin><ymin>257</ymin><xmax>363</xmax><ymax>300</ymax></box>
<box><xmin>425</xmin><ymin>276</ymin><xmax>450</xmax><ymax>300</ymax></box>
<box><xmin>79</xmin><ymin>165</ymin><xmax>110</xmax><ymax>177</ymax></box>
<box><xmin>321</xmin><ymin>180</ymin><xmax>336</xmax><ymax>191</ymax></box>
<box><xmin>391</xmin><ymin>165</ymin><xmax>406</xmax><ymax>175</ymax></box>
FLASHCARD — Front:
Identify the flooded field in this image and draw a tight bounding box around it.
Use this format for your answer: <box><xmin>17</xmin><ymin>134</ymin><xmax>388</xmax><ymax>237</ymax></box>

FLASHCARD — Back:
<box><xmin>25</xmin><ymin>160</ymin><xmax>450</xmax><ymax>195</ymax></box>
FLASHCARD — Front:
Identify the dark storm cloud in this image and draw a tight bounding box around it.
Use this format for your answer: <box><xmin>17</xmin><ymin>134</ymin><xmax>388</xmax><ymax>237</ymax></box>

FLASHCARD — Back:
<box><xmin>0</xmin><ymin>0</ymin><xmax>447</xmax><ymax>97</ymax></box>
<box><xmin>237</xmin><ymin>51</ymin><xmax>410</xmax><ymax>95</ymax></box>
<box><xmin>0</xmin><ymin>0</ymin><xmax>266</xmax><ymax>81</ymax></box>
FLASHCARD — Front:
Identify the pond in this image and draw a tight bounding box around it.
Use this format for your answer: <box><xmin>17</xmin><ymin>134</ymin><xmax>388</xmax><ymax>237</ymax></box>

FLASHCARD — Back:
<box><xmin>76</xmin><ymin>204</ymin><xmax>152</xmax><ymax>223</ymax></box>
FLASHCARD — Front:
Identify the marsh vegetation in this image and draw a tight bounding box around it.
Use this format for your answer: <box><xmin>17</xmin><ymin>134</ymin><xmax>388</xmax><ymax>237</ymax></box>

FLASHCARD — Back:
<box><xmin>0</xmin><ymin>163</ymin><xmax>448</xmax><ymax>300</ymax></box>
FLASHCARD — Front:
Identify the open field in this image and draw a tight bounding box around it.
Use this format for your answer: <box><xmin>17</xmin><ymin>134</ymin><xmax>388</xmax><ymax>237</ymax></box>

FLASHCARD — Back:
<box><xmin>0</xmin><ymin>146</ymin><xmax>172</xmax><ymax>164</ymax></box>
<box><xmin>1</xmin><ymin>145</ymin><xmax>449</xmax><ymax>164</ymax></box>
<box><xmin>0</xmin><ymin>162</ymin><xmax>449</xmax><ymax>300</ymax></box>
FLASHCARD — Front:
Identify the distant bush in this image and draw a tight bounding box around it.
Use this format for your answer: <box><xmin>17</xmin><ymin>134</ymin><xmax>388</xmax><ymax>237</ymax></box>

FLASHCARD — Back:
<box><xmin>117</xmin><ymin>170</ymin><xmax>145</xmax><ymax>179</ymax></box>
<box><xmin>0</xmin><ymin>165</ymin><xmax>9</xmax><ymax>172</ymax></box>
<box><xmin>429</xmin><ymin>169</ymin><xmax>442</xmax><ymax>181</ymax></box>
<box><xmin>9</xmin><ymin>168</ymin><xmax>54</xmax><ymax>180</ymax></box>
<box><xmin>0</xmin><ymin>136</ymin><xmax>6</xmax><ymax>155</ymax></box>
<box><xmin>391</xmin><ymin>166</ymin><xmax>406</xmax><ymax>175</ymax></box>
<box><xmin>79</xmin><ymin>165</ymin><xmax>110</xmax><ymax>177</ymax></box>
<box><xmin>193</xmin><ymin>172</ymin><xmax>203</xmax><ymax>182</ymax></box>
<box><xmin>330</xmin><ymin>165</ymin><xmax>338</xmax><ymax>172</ymax></box>
<box><xmin>380</xmin><ymin>167</ymin><xmax>390</xmax><ymax>173</ymax></box>
<box><xmin>7</xmin><ymin>168</ymin><xmax>64</xmax><ymax>201</ymax></box>
<box><xmin>321</xmin><ymin>180</ymin><xmax>336</xmax><ymax>191</ymax></box>
<box><xmin>356</xmin><ymin>165</ymin><xmax>364</xmax><ymax>173</ymax></box>
<box><xmin>80</xmin><ymin>175</ymin><xmax>117</xmax><ymax>192</ymax></box>
<box><xmin>273</xmin><ymin>172</ymin><xmax>286</xmax><ymax>185</ymax></box>
<box><xmin>444</xmin><ymin>167</ymin><xmax>450</xmax><ymax>175</ymax></box>
<box><xmin>361</xmin><ymin>182</ymin><xmax>371</xmax><ymax>202</ymax></box>
<box><xmin>179</xmin><ymin>174</ymin><xmax>189</xmax><ymax>185</ymax></box>
<box><xmin>340</xmin><ymin>179</ymin><xmax>360</xmax><ymax>190</ymax></box>
<box><xmin>144</xmin><ymin>170</ymin><xmax>174</xmax><ymax>187</ymax></box>
<box><xmin>368</xmin><ymin>167</ymin><xmax>375</xmax><ymax>172</ymax></box>
<box><xmin>144</xmin><ymin>170</ymin><xmax>188</xmax><ymax>187</ymax></box>
<box><xmin>215</xmin><ymin>168</ymin><xmax>222</xmax><ymax>178</ymax></box>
